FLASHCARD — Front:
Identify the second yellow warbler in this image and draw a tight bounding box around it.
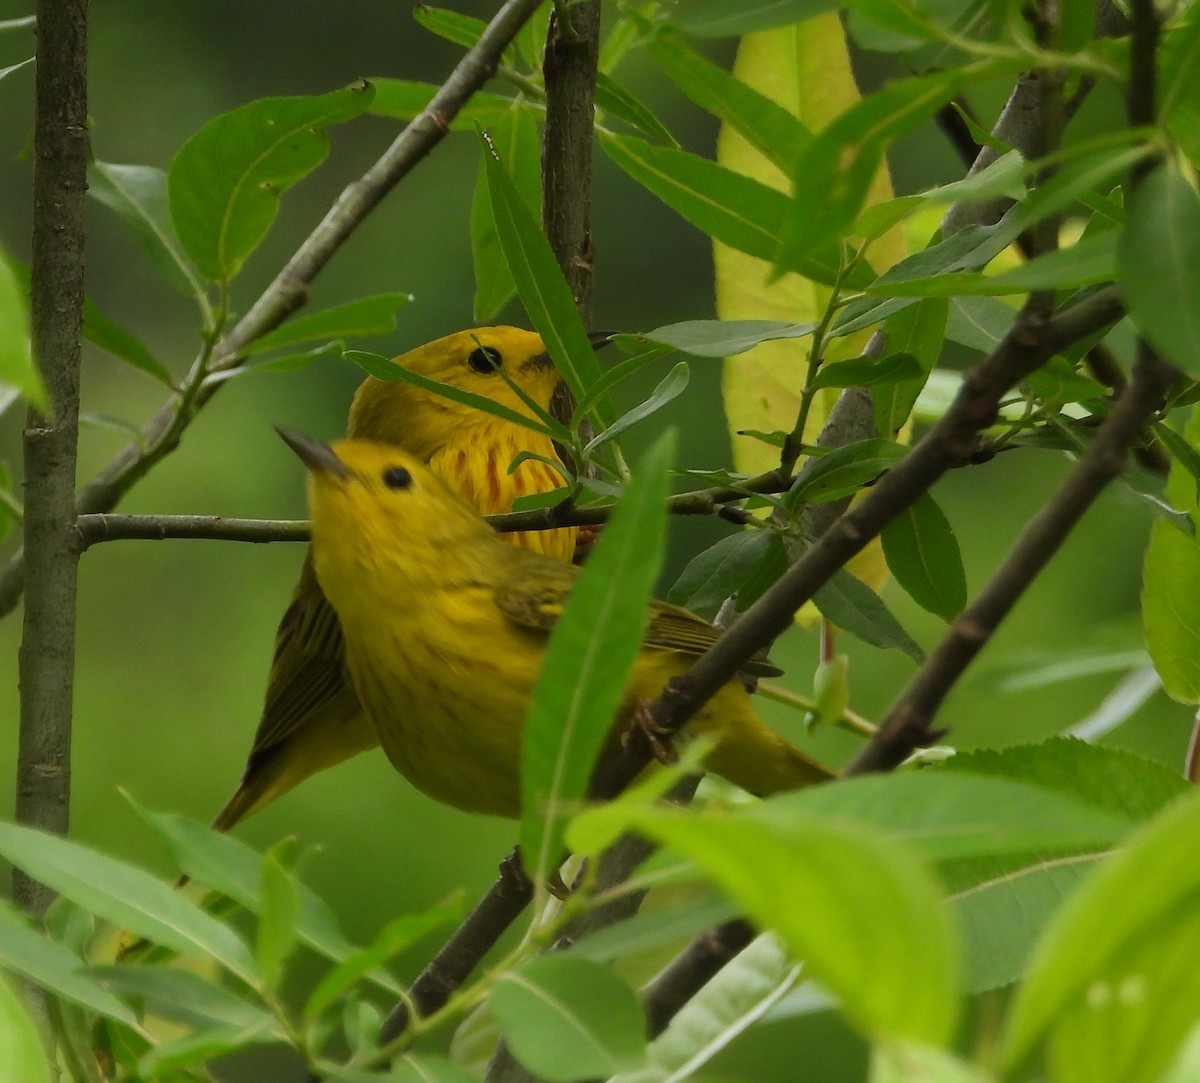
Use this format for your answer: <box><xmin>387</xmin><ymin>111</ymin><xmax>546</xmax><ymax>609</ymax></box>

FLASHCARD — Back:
<box><xmin>279</xmin><ymin>430</ymin><xmax>832</xmax><ymax>817</ymax></box>
<box><xmin>212</xmin><ymin>327</ymin><xmax>580</xmax><ymax>830</ymax></box>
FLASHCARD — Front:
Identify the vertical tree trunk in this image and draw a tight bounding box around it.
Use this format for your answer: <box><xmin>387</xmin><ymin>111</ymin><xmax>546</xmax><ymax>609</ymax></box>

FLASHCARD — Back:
<box><xmin>15</xmin><ymin>0</ymin><xmax>89</xmax><ymax>917</ymax></box>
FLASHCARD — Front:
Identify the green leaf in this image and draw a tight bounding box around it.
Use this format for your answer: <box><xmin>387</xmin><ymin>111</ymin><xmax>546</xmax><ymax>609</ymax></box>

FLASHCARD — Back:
<box><xmin>870</xmin><ymin>1040</ymin><xmax>995</xmax><ymax>1083</ymax></box>
<box><xmin>0</xmin><ymin>823</ymin><xmax>257</xmax><ymax>984</ymax></box>
<box><xmin>346</xmin><ymin>350</ymin><xmax>563</xmax><ymax>441</ymax></box>
<box><xmin>255</xmin><ymin>847</ymin><xmax>299</xmax><ymax>991</ymax></box>
<box><xmin>568</xmin><ymin>802</ymin><xmax>961</xmax><ymax>1044</ymax></box>
<box><xmin>776</xmin><ymin>65</ymin><xmax>1008</xmax><ymax>265</ymax></box>
<box><xmin>483</xmin><ymin>134</ymin><xmax>612</xmax><ymax>425</ymax></box>
<box><xmin>82</xmin><ymin>298</ymin><xmax>173</xmax><ymax>386</ymax></box>
<box><xmin>944</xmin><ymin>295</ymin><xmax>1015</xmax><ymax>353</ymax></box>
<box><xmin>1119</xmin><ymin>163</ymin><xmax>1200</xmax><ymax>374</ymax></box>
<box><xmin>90</xmin><ymin>162</ymin><xmax>208</xmax><ymax>305</ymax></box>
<box><xmin>491</xmin><ymin>956</ymin><xmax>647</xmax><ymax>1081</ymax></box>
<box><xmin>137</xmin><ymin>1020</ymin><xmax>278</xmax><ymax>1078</ymax></box>
<box><xmin>472</xmin><ymin>106</ymin><xmax>541</xmax><ymax>322</ymax></box>
<box><xmin>595</xmin><ymin>72</ymin><xmax>679</xmax><ymax>147</ymax></box>
<box><xmin>601</xmin><ymin>132</ymin><xmax>859</xmax><ymax>289</ymax></box>
<box><xmin>615</xmin><ymin>933</ymin><xmax>798</xmax><ymax>1082</ymax></box>
<box><xmin>413</xmin><ymin>5</ymin><xmax>498</xmax><ymax>54</ymax></box>
<box><xmin>1002</xmin><ymin>790</ymin><xmax>1200</xmax><ymax>1083</ymax></box>
<box><xmin>0</xmin><ymin>257</ymin><xmax>45</xmax><ymax>411</ymax></box>
<box><xmin>243</xmin><ymin>294</ymin><xmax>413</xmax><ymax>356</ymax></box>
<box><xmin>668</xmin><ymin>529</ymin><xmax>778</xmax><ymax>612</ymax></box>
<box><xmin>169</xmin><ymin>83</ymin><xmax>375</xmax><ymax>280</ymax></box>
<box><xmin>303</xmin><ymin>898</ymin><xmax>462</xmax><ymax>1022</ymax></box>
<box><xmin>521</xmin><ymin>432</ymin><xmax>675</xmax><ymax>884</ymax></box>
<box><xmin>881</xmin><ymin>493</ymin><xmax>967</xmax><ymax>621</ymax></box>
<box><xmin>647</xmin><ymin>33</ymin><xmax>811</xmax><ymax>172</ymax></box>
<box><xmin>368</xmin><ymin>78</ymin><xmax>520</xmax><ymax>127</ymax></box>
<box><xmin>1144</xmin><ymin>403</ymin><xmax>1200</xmax><ymax>702</ymax></box>
<box><xmin>873</xmin><ymin>297</ymin><xmax>948</xmax><ymax>436</ymax></box>
<box><xmin>672</xmin><ymin>0</ymin><xmax>840</xmax><ymax>36</ymax></box>
<box><xmin>131</xmin><ymin>803</ymin><xmax>402</xmax><ymax>993</ymax></box>
<box><xmin>641</xmin><ymin>318</ymin><xmax>814</xmax><ymax>357</ymax></box>
<box><xmin>814</xmin><ymin>568</ymin><xmax>926</xmax><ymax>661</ymax></box>
<box><xmin>788</xmin><ymin>437</ymin><xmax>908</xmax><ymax>505</ymax></box>
<box><xmin>0</xmin><ymin>899</ymin><xmax>138</xmax><ymax>1025</ymax></box>
<box><xmin>0</xmin><ymin>976</ymin><xmax>51</xmax><ymax>1083</ymax></box>
<box><xmin>87</xmin><ymin>964</ymin><xmax>276</xmax><ymax>1030</ymax></box>
<box><xmin>585</xmin><ymin>361</ymin><xmax>690</xmax><ymax>452</ymax></box>
<box><xmin>810</xmin><ymin>351</ymin><xmax>924</xmax><ymax>391</ymax></box>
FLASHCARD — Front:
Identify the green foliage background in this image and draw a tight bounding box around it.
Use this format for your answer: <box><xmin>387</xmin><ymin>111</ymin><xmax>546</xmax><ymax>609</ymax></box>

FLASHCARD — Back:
<box><xmin>0</xmin><ymin>1</ymin><xmax>1192</xmax><ymax>1080</ymax></box>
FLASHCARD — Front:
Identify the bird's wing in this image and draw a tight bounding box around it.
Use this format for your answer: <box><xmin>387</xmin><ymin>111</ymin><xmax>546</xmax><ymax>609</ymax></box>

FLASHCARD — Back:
<box><xmin>493</xmin><ymin>561</ymin><xmax>782</xmax><ymax>678</ymax></box>
<box><xmin>247</xmin><ymin>555</ymin><xmax>349</xmax><ymax>761</ymax></box>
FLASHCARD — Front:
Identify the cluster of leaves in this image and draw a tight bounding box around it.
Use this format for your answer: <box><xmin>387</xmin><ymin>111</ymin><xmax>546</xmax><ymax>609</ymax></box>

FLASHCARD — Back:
<box><xmin>7</xmin><ymin>0</ymin><xmax>1200</xmax><ymax>1081</ymax></box>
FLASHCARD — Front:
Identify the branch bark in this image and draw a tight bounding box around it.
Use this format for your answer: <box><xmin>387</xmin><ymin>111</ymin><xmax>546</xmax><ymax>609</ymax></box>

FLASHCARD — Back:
<box><xmin>15</xmin><ymin>0</ymin><xmax>89</xmax><ymax>917</ymax></box>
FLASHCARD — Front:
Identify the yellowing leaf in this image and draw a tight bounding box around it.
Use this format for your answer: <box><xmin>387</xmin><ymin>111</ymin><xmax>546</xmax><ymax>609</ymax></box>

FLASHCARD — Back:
<box><xmin>716</xmin><ymin>15</ymin><xmax>907</xmax><ymax>617</ymax></box>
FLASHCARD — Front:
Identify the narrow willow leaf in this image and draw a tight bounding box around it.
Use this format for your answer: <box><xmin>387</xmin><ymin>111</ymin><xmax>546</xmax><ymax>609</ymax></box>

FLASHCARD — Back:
<box><xmin>601</xmin><ymin>132</ymin><xmax>854</xmax><ymax>289</ymax></box>
<box><xmin>137</xmin><ymin>1020</ymin><xmax>278</xmax><ymax>1078</ymax></box>
<box><xmin>1144</xmin><ymin>403</ymin><xmax>1200</xmax><ymax>702</ymax></box>
<box><xmin>595</xmin><ymin>72</ymin><xmax>678</xmax><ymax>146</ymax></box>
<box><xmin>0</xmin><ymin>823</ymin><xmax>256</xmax><ymax>984</ymax></box>
<box><xmin>131</xmin><ymin>803</ymin><xmax>402</xmax><ymax>993</ymax></box>
<box><xmin>668</xmin><ymin>529</ymin><xmax>778</xmax><ymax>612</ymax></box>
<box><xmin>303</xmin><ymin>899</ymin><xmax>462</xmax><ymax>1022</ymax></box>
<box><xmin>413</xmin><ymin>5</ymin><xmax>492</xmax><ymax>50</ymax></box>
<box><xmin>787</xmin><ymin>438</ymin><xmax>907</xmax><ymax>505</ymax></box>
<box><xmin>87</xmin><ymin>965</ymin><xmax>276</xmax><ymax>1030</ymax></box>
<box><xmin>944</xmin><ymin>296</ymin><xmax>1016</xmax><ymax>353</ymax></box>
<box><xmin>483</xmin><ymin>136</ymin><xmax>611</xmax><ymax>425</ymax></box>
<box><xmin>368</xmin><ymin>78</ymin><xmax>520</xmax><ymax>127</ymax></box>
<box><xmin>521</xmin><ymin>432</ymin><xmax>675</xmax><ymax>885</ymax></box>
<box><xmin>169</xmin><ymin>83</ymin><xmax>374</xmax><ymax>280</ymax></box>
<box><xmin>0</xmin><ymin>900</ymin><xmax>137</xmax><ymax>1025</ymax></box>
<box><xmin>647</xmin><ymin>32</ymin><xmax>811</xmax><ymax>171</ymax></box>
<box><xmin>813</xmin><ymin>568</ymin><xmax>925</xmax><ymax>661</ymax></box>
<box><xmin>347</xmin><ymin>350</ymin><xmax>563</xmax><ymax>441</ymax></box>
<box><xmin>491</xmin><ymin>956</ymin><xmax>647</xmax><ymax>1081</ymax></box>
<box><xmin>90</xmin><ymin>162</ymin><xmax>208</xmax><ymax>304</ymax></box>
<box><xmin>613</xmin><ymin>933</ymin><xmax>798</xmax><ymax>1082</ymax></box>
<box><xmin>642</xmin><ymin>318</ymin><xmax>814</xmax><ymax>357</ymax></box>
<box><xmin>0</xmin><ymin>976</ymin><xmax>51</xmax><ymax>1083</ymax></box>
<box><xmin>873</xmin><ymin>297</ymin><xmax>948</xmax><ymax>436</ymax></box>
<box><xmin>0</xmin><ymin>258</ymin><xmax>45</xmax><ymax>411</ymax></box>
<box><xmin>243</xmin><ymin>293</ymin><xmax>413</xmax><ymax>356</ymax></box>
<box><xmin>1119</xmin><ymin>164</ymin><xmax>1200</xmax><ymax>375</ymax></box>
<box><xmin>881</xmin><ymin>493</ymin><xmax>967</xmax><ymax>620</ymax></box>
<box><xmin>810</xmin><ymin>352</ymin><xmax>923</xmax><ymax>391</ymax></box>
<box><xmin>569</xmin><ymin>803</ymin><xmax>960</xmax><ymax>1045</ymax></box>
<box><xmin>1003</xmin><ymin>790</ymin><xmax>1200</xmax><ymax>1083</ymax></box>
<box><xmin>472</xmin><ymin>106</ymin><xmax>541</xmax><ymax>322</ymax></box>
<box><xmin>673</xmin><ymin>0</ymin><xmax>840</xmax><ymax>36</ymax></box>
<box><xmin>255</xmin><ymin>847</ymin><xmax>299</xmax><ymax>992</ymax></box>
<box><xmin>82</xmin><ymin>298</ymin><xmax>173</xmax><ymax>386</ymax></box>
<box><xmin>586</xmin><ymin>362</ymin><xmax>690</xmax><ymax>452</ymax></box>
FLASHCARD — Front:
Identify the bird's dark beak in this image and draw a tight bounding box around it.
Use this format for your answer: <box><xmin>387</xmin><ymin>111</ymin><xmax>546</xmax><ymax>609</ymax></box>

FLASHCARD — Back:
<box><xmin>588</xmin><ymin>329</ymin><xmax>619</xmax><ymax>349</ymax></box>
<box><xmin>528</xmin><ymin>330</ymin><xmax>620</xmax><ymax>371</ymax></box>
<box><xmin>274</xmin><ymin>425</ymin><xmax>349</xmax><ymax>479</ymax></box>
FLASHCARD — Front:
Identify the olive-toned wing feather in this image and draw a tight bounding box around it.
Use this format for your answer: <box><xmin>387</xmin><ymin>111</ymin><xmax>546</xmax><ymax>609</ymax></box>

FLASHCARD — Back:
<box><xmin>493</xmin><ymin>560</ymin><xmax>782</xmax><ymax>678</ymax></box>
<box><xmin>247</xmin><ymin>557</ymin><xmax>349</xmax><ymax>765</ymax></box>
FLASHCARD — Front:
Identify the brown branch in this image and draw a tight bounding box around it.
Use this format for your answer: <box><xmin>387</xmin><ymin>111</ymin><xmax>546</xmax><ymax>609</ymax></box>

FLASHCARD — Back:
<box><xmin>850</xmin><ymin>348</ymin><xmax>1178</xmax><ymax>774</ymax></box>
<box><xmin>588</xmin><ymin>288</ymin><xmax>1125</xmax><ymax>798</ymax></box>
<box><xmin>15</xmin><ymin>0</ymin><xmax>88</xmax><ymax>918</ymax></box>
<box><xmin>0</xmin><ymin>0</ymin><xmax>548</xmax><ymax>621</ymax></box>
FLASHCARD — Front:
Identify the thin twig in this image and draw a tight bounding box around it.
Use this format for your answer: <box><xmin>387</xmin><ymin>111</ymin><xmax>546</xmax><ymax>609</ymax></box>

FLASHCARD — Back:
<box><xmin>0</xmin><ymin>0</ymin><xmax>548</xmax><ymax>621</ymax></box>
<box><xmin>15</xmin><ymin>0</ymin><xmax>89</xmax><ymax>918</ymax></box>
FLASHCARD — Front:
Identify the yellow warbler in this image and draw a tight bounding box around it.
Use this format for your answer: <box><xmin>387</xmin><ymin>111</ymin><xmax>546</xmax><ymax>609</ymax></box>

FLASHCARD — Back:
<box><xmin>278</xmin><ymin>430</ymin><xmax>832</xmax><ymax>817</ymax></box>
<box><xmin>213</xmin><ymin>327</ymin><xmax>582</xmax><ymax>830</ymax></box>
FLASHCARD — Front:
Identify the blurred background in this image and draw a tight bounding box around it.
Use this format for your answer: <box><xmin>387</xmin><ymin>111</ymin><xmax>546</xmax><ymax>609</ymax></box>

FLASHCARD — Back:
<box><xmin>0</xmin><ymin>1</ymin><xmax>1188</xmax><ymax>1079</ymax></box>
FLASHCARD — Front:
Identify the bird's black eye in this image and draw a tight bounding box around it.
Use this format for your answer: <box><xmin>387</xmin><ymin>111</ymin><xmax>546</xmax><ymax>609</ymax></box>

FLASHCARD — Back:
<box><xmin>467</xmin><ymin>346</ymin><xmax>502</xmax><ymax>374</ymax></box>
<box><xmin>382</xmin><ymin>467</ymin><xmax>412</xmax><ymax>490</ymax></box>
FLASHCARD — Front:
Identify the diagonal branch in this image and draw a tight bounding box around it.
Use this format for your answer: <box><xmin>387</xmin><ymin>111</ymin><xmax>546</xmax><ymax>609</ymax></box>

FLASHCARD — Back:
<box><xmin>0</xmin><ymin>0</ymin><xmax>547</xmax><ymax>620</ymax></box>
